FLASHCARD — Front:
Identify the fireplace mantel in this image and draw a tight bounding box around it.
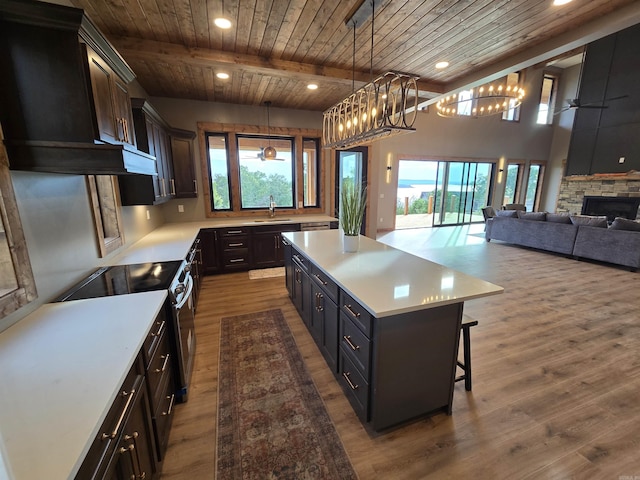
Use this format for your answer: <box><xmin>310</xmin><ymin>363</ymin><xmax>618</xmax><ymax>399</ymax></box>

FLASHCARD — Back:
<box><xmin>564</xmin><ymin>170</ymin><xmax>640</xmax><ymax>181</ymax></box>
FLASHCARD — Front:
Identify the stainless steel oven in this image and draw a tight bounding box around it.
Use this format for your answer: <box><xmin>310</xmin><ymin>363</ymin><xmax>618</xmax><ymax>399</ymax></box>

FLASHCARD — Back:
<box><xmin>55</xmin><ymin>259</ymin><xmax>197</xmax><ymax>403</ymax></box>
<box><xmin>168</xmin><ymin>263</ymin><xmax>196</xmax><ymax>403</ymax></box>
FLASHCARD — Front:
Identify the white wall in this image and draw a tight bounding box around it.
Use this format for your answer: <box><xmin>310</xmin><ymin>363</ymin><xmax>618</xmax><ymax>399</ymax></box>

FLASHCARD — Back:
<box><xmin>373</xmin><ymin>67</ymin><xmax>558</xmax><ymax>232</ymax></box>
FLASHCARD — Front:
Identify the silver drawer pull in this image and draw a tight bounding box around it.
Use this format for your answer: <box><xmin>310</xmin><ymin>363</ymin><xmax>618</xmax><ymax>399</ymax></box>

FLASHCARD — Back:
<box><xmin>102</xmin><ymin>388</ymin><xmax>136</xmax><ymax>440</ymax></box>
<box><xmin>155</xmin><ymin>353</ymin><xmax>170</xmax><ymax>374</ymax></box>
<box><xmin>314</xmin><ymin>274</ymin><xmax>327</xmax><ymax>286</ymax></box>
<box><xmin>343</xmin><ymin>335</ymin><xmax>360</xmax><ymax>351</ymax></box>
<box><xmin>149</xmin><ymin>320</ymin><xmax>165</xmax><ymax>337</ymax></box>
<box><xmin>229</xmin><ymin>258</ymin><xmax>244</xmax><ymax>263</ymax></box>
<box><xmin>227</xmin><ymin>230</ymin><xmax>243</xmax><ymax>234</ymax></box>
<box><xmin>162</xmin><ymin>393</ymin><xmax>176</xmax><ymax>416</ymax></box>
<box><xmin>342</xmin><ymin>372</ymin><xmax>359</xmax><ymax>390</ymax></box>
<box><xmin>228</xmin><ymin>242</ymin><xmax>244</xmax><ymax>247</ymax></box>
<box><xmin>344</xmin><ymin>304</ymin><xmax>361</xmax><ymax>318</ymax></box>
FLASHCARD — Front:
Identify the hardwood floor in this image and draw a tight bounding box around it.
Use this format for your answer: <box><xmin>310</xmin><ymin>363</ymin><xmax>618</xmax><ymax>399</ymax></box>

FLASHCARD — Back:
<box><xmin>160</xmin><ymin>225</ymin><xmax>640</xmax><ymax>479</ymax></box>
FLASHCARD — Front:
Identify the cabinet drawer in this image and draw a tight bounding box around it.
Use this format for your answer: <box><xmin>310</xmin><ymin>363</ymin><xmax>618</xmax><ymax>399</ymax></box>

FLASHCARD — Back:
<box><xmin>152</xmin><ymin>368</ymin><xmax>175</xmax><ymax>461</ymax></box>
<box><xmin>223</xmin><ymin>249</ymin><xmax>250</xmax><ymax>268</ymax></box>
<box><xmin>338</xmin><ymin>349</ymin><xmax>369</xmax><ymax>421</ymax></box>
<box><xmin>142</xmin><ymin>308</ymin><xmax>167</xmax><ymax>366</ymax></box>
<box><xmin>146</xmin><ymin>329</ymin><xmax>171</xmax><ymax>408</ymax></box>
<box><xmin>340</xmin><ymin>291</ymin><xmax>373</xmax><ymax>336</ymax></box>
<box><xmin>220</xmin><ymin>227</ymin><xmax>249</xmax><ymax>237</ymax></box>
<box><xmin>340</xmin><ymin>312</ymin><xmax>371</xmax><ymax>377</ymax></box>
<box><xmin>310</xmin><ymin>264</ymin><xmax>338</xmax><ymax>303</ymax></box>
<box><xmin>291</xmin><ymin>248</ymin><xmax>309</xmax><ymax>272</ymax></box>
<box><xmin>222</xmin><ymin>236</ymin><xmax>249</xmax><ymax>250</ymax></box>
<box><xmin>76</xmin><ymin>358</ymin><xmax>144</xmax><ymax>479</ymax></box>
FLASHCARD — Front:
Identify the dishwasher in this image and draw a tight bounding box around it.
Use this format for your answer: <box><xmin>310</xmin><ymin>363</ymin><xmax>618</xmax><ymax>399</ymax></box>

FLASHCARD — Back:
<box><xmin>299</xmin><ymin>222</ymin><xmax>332</xmax><ymax>231</ymax></box>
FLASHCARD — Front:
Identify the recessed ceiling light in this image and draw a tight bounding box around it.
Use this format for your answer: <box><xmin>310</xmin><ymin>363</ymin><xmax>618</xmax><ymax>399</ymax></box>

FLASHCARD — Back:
<box><xmin>214</xmin><ymin>17</ymin><xmax>232</xmax><ymax>29</ymax></box>
<box><xmin>216</xmin><ymin>72</ymin><xmax>229</xmax><ymax>79</ymax></box>
<box><xmin>435</xmin><ymin>61</ymin><xmax>450</xmax><ymax>69</ymax></box>
<box><xmin>307</xmin><ymin>84</ymin><xmax>318</xmax><ymax>90</ymax></box>
<box><xmin>552</xmin><ymin>0</ymin><xmax>572</xmax><ymax>5</ymax></box>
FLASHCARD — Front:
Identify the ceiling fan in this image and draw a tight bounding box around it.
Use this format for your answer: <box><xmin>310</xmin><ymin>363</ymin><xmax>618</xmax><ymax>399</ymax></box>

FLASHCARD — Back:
<box><xmin>241</xmin><ymin>101</ymin><xmax>285</xmax><ymax>161</ymax></box>
<box><xmin>555</xmin><ymin>47</ymin><xmax>628</xmax><ymax>115</ymax></box>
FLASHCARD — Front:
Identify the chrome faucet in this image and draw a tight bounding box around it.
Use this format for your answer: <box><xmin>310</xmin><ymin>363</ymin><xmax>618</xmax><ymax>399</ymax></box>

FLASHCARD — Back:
<box><xmin>268</xmin><ymin>195</ymin><xmax>276</xmax><ymax>218</ymax></box>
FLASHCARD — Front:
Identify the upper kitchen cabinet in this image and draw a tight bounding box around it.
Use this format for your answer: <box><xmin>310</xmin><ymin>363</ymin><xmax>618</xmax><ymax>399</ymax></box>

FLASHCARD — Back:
<box><xmin>170</xmin><ymin>128</ymin><xmax>198</xmax><ymax>198</ymax></box>
<box><xmin>119</xmin><ymin>99</ymin><xmax>174</xmax><ymax>205</ymax></box>
<box><xmin>0</xmin><ymin>0</ymin><xmax>155</xmax><ymax>176</ymax></box>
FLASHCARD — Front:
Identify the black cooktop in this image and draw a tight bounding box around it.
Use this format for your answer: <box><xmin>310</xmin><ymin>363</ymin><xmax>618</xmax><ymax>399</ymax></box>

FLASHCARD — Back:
<box><xmin>56</xmin><ymin>261</ymin><xmax>183</xmax><ymax>302</ymax></box>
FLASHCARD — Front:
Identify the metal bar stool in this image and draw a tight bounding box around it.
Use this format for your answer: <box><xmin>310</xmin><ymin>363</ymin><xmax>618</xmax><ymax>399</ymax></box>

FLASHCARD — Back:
<box><xmin>455</xmin><ymin>315</ymin><xmax>478</xmax><ymax>391</ymax></box>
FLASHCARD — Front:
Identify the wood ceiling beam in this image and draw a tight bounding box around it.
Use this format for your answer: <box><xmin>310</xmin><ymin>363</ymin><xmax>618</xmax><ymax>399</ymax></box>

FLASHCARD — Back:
<box><xmin>110</xmin><ymin>36</ymin><xmax>444</xmax><ymax>97</ymax></box>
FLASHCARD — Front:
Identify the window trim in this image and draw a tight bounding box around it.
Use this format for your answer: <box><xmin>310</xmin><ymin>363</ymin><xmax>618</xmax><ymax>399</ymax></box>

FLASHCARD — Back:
<box><xmin>536</xmin><ymin>73</ymin><xmax>558</xmax><ymax>125</ymax></box>
<box><xmin>302</xmin><ymin>137</ymin><xmax>320</xmax><ymax>208</ymax></box>
<box><xmin>501</xmin><ymin>71</ymin><xmax>524</xmax><ymax>123</ymax></box>
<box><xmin>198</xmin><ymin>122</ymin><xmax>325</xmax><ymax>218</ymax></box>
<box><xmin>205</xmin><ymin>132</ymin><xmax>232</xmax><ymax>212</ymax></box>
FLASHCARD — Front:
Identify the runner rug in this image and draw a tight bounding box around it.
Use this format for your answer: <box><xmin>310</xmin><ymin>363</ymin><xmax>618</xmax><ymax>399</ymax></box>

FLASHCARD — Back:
<box><xmin>216</xmin><ymin>309</ymin><xmax>358</xmax><ymax>479</ymax></box>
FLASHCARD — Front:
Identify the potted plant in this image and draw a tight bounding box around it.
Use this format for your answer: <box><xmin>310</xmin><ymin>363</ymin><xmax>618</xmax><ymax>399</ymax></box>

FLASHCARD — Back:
<box><xmin>340</xmin><ymin>180</ymin><xmax>367</xmax><ymax>252</ymax></box>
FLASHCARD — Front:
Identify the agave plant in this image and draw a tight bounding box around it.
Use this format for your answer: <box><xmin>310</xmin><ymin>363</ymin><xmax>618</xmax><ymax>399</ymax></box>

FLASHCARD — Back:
<box><xmin>340</xmin><ymin>180</ymin><xmax>367</xmax><ymax>236</ymax></box>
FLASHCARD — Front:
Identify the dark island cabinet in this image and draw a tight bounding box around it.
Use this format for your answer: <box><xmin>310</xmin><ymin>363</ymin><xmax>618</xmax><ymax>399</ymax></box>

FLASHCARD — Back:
<box><xmin>284</xmin><ymin>243</ymin><xmax>464</xmax><ymax>432</ymax></box>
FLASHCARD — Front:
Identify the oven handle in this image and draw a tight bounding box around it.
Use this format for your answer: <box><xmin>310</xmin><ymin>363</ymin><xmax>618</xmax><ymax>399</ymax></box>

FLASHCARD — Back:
<box><xmin>174</xmin><ymin>274</ymin><xmax>194</xmax><ymax>310</ymax></box>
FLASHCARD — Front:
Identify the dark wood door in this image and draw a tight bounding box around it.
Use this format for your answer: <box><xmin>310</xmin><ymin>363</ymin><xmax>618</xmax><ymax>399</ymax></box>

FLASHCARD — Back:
<box><xmin>171</xmin><ymin>134</ymin><xmax>197</xmax><ymax>198</ymax></box>
<box><xmin>86</xmin><ymin>50</ymin><xmax>117</xmax><ymax>144</ymax></box>
<box><xmin>199</xmin><ymin>229</ymin><xmax>220</xmax><ymax>274</ymax></box>
<box><xmin>252</xmin><ymin>233</ymin><xmax>279</xmax><ymax>268</ymax></box>
<box><xmin>112</xmin><ymin>76</ymin><xmax>135</xmax><ymax>147</ymax></box>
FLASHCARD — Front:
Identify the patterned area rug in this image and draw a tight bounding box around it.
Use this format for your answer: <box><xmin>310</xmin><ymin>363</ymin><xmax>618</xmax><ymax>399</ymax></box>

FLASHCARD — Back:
<box><xmin>217</xmin><ymin>309</ymin><xmax>357</xmax><ymax>479</ymax></box>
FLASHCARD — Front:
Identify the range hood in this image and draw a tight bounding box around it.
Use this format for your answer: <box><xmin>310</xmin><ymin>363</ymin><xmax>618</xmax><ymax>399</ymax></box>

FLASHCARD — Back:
<box><xmin>0</xmin><ymin>0</ymin><xmax>156</xmax><ymax>176</ymax></box>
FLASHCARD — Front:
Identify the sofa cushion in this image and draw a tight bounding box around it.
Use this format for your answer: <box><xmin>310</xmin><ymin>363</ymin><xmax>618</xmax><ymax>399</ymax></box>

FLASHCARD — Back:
<box><xmin>569</xmin><ymin>215</ymin><xmax>608</xmax><ymax>228</ymax></box>
<box><xmin>546</xmin><ymin>213</ymin><xmax>572</xmax><ymax>224</ymax></box>
<box><xmin>517</xmin><ymin>211</ymin><xmax>546</xmax><ymax>221</ymax></box>
<box><xmin>495</xmin><ymin>209</ymin><xmax>518</xmax><ymax>218</ymax></box>
<box><xmin>609</xmin><ymin>217</ymin><xmax>640</xmax><ymax>232</ymax></box>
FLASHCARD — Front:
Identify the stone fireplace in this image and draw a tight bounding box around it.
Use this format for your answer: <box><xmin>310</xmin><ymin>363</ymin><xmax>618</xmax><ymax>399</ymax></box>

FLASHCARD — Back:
<box><xmin>556</xmin><ymin>174</ymin><xmax>640</xmax><ymax>220</ymax></box>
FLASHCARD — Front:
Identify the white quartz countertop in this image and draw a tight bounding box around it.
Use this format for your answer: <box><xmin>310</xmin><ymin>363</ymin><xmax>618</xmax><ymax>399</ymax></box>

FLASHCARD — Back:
<box><xmin>107</xmin><ymin>215</ymin><xmax>337</xmax><ymax>265</ymax></box>
<box><xmin>0</xmin><ymin>291</ymin><xmax>167</xmax><ymax>480</ymax></box>
<box><xmin>283</xmin><ymin>230</ymin><xmax>503</xmax><ymax>317</ymax></box>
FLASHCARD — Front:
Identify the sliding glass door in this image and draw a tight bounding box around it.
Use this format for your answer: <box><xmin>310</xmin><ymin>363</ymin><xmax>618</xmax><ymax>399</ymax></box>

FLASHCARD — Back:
<box><xmin>397</xmin><ymin>159</ymin><xmax>494</xmax><ymax>229</ymax></box>
<box><xmin>335</xmin><ymin>147</ymin><xmax>368</xmax><ymax>234</ymax></box>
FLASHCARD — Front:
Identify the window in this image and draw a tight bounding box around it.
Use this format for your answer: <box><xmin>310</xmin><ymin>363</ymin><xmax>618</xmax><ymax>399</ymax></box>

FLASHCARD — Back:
<box><xmin>537</xmin><ymin>74</ymin><xmax>557</xmax><ymax>125</ymax></box>
<box><xmin>502</xmin><ymin>72</ymin><xmax>522</xmax><ymax>122</ymax></box>
<box><xmin>199</xmin><ymin>123</ymin><xmax>323</xmax><ymax>217</ymax></box>
<box><xmin>303</xmin><ymin>138</ymin><xmax>319</xmax><ymax>207</ymax></box>
<box><xmin>237</xmin><ymin>135</ymin><xmax>294</xmax><ymax>209</ymax></box>
<box><xmin>503</xmin><ymin>162</ymin><xmax>523</xmax><ymax>205</ymax></box>
<box><xmin>206</xmin><ymin>133</ymin><xmax>231</xmax><ymax>211</ymax></box>
<box><xmin>524</xmin><ymin>162</ymin><xmax>546</xmax><ymax>211</ymax></box>
<box><xmin>457</xmin><ymin>89</ymin><xmax>473</xmax><ymax>116</ymax></box>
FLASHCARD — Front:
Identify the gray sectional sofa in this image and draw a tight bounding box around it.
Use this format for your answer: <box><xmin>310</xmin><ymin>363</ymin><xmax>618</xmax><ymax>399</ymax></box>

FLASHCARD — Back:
<box><xmin>485</xmin><ymin>212</ymin><xmax>640</xmax><ymax>270</ymax></box>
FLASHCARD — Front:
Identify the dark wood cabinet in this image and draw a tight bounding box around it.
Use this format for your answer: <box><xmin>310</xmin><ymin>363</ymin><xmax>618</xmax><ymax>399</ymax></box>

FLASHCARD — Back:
<box><xmin>119</xmin><ymin>99</ymin><xmax>176</xmax><ymax>206</ymax></box>
<box><xmin>292</xmin><ymin>249</ymin><xmax>311</xmax><ymax>323</ymax></box>
<box><xmin>170</xmin><ymin>129</ymin><xmax>198</xmax><ymax>198</ymax></box>
<box><xmin>310</xmin><ymin>266</ymin><xmax>340</xmax><ymax>372</ymax></box>
<box><xmin>76</xmin><ymin>354</ymin><xmax>157</xmax><ymax>480</ymax></box>
<box><xmin>199</xmin><ymin>229</ymin><xmax>221</xmax><ymax>275</ymax></box>
<box><xmin>220</xmin><ymin>227</ymin><xmax>251</xmax><ymax>271</ymax></box>
<box><xmin>252</xmin><ymin>225</ymin><xmax>298</xmax><ymax>268</ymax></box>
<box><xmin>85</xmin><ymin>46</ymin><xmax>136</xmax><ymax>148</ymax></box>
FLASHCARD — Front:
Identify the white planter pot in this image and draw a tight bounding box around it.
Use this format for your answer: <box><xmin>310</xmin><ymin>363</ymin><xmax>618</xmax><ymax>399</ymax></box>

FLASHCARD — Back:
<box><xmin>343</xmin><ymin>234</ymin><xmax>360</xmax><ymax>253</ymax></box>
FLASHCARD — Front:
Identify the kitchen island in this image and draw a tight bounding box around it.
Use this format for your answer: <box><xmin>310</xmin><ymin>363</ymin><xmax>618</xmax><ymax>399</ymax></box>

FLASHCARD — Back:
<box><xmin>283</xmin><ymin>230</ymin><xmax>503</xmax><ymax>431</ymax></box>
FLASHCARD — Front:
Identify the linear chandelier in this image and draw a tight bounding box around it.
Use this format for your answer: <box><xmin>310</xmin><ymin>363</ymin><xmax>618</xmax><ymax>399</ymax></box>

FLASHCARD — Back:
<box><xmin>323</xmin><ymin>71</ymin><xmax>419</xmax><ymax>149</ymax></box>
<box><xmin>435</xmin><ymin>83</ymin><xmax>526</xmax><ymax>118</ymax></box>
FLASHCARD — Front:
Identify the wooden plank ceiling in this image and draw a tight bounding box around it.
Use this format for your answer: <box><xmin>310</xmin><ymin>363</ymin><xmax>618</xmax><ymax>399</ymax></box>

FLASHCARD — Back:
<box><xmin>69</xmin><ymin>0</ymin><xmax>640</xmax><ymax>111</ymax></box>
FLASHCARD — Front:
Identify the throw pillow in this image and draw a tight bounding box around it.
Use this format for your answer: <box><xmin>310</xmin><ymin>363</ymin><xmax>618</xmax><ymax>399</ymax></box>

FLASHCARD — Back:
<box><xmin>546</xmin><ymin>213</ymin><xmax>572</xmax><ymax>224</ymax></box>
<box><xmin>496</xmin><ymin>209</ymin><xmax>518</xmax><ymax>218</ymax></box>
<box><xmin>609</xmin><ymin>217</ymin><xmax>640</xmax><ymax>232</ymax></box>
<box><xmin>517</xmin><ymin>211</ymin><xmax>546</xmax><ymax>221</ymax></box>
<box><xmin>569</xmin><ymin>214</ymin><xmax>608</xmax><ymax>228</ymax></box>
